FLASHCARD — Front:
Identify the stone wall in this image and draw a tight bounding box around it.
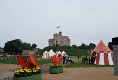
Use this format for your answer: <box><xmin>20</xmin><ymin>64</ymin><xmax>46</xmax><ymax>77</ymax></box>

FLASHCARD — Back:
<box><xmin>49</xmin><ymin>32</ymin><xmax>70</xmax><ymax>46</ymax></box>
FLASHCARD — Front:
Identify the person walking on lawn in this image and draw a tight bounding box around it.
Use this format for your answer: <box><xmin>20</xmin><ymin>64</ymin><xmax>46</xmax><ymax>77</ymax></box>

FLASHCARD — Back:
<box><xmin>65</xmin><ymin>54</ymin><xmax>69</xmax><ymax>64</ymax></box>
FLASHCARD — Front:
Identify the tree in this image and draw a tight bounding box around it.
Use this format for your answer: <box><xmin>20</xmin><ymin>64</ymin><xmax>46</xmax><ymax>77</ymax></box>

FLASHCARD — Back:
<box><xmin>72</xmin><ymin>45</ymin><xmax>78</xmax><ymax>49</ymax></box>
<box><xmin>88</xmin><ymin>43</ymin><xmax>96</xmax><ymax>49</ymax></box>
<box><xmin>108</xmin><ymin>42</ymin><xmax>113</xmax><ymax>51</ymax></box>
<box><xmin>3</xmin><ymin>39</ymin><xmax>23</xmax><ymax>54</ymax></box>
<box><xmin>22</xmin><ymin>42</ymin><xmax>31</xmax><ymax>50</ymax></box>
<box><xmin>80</xmin><ymin>43</ymin><xmax>86</xmax><ymax>49</ymax></box>
<box><xmin>31</xmin><ymin>43</ymin><xmax>37</xmax><ymax>49</ymax></box>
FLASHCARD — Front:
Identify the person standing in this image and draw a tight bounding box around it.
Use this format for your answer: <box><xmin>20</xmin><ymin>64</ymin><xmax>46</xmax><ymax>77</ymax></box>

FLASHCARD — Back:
<box><xmin>65</xmin><ymin>54</ymin><xmax>69</xmax><ymax>64</ymax></box>
<box><xmin>91</xmin><ymin>53</ymin><xmax>94</xmax><ymax>64</ymax></box>
<box><xmin>63</xmin><ymin>54</ymin><xmax>66</xmax><ymax>64</ymax></box>
<box><xmin>85</xmin><ymin>56</ymin><xmax>88</xmax><ymax>64</ymax></box>
<box><xmin>88</xmin><ymin>57</ymin><xmax>91</xmax><ymax>64</ymax></box>
<box><xmin>77</xmin><ymin>54</ymin><xmax>80</xmax><ymax>60</ymax></box>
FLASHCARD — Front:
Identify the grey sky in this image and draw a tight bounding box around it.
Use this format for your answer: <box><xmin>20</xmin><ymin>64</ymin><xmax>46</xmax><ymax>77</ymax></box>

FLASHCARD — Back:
<box><xmin>0</xmin><ymin>0</ymin><xmax>118</xmax><ymax>49</ymax></box>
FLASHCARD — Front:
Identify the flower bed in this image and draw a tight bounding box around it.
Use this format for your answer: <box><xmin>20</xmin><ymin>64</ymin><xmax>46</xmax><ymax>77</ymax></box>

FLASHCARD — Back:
<box><xmin>50</xmin><ymin>64</ymin><xmax>62</xmax><ymax>68</ymax></box>
<box><xmin>13</xmin><ymin>67</ymin><xmax>42</xmax><ymax>80</ymax></box>
<box><xmin>49</xmin><ymin>64</ymin><xmax>63</xmax><ymax>74</ymax></box>
<box><xmin>13</xmin><ymin>74</ymin><xmax>42</xmax><ymax>80</ymax></box>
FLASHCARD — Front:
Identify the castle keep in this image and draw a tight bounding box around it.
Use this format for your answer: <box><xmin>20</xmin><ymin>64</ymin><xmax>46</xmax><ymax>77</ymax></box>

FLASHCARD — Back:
<box><xmin>48</xmin><ymin>32</ymin><xmax>70</xmax><ymax>46</ymax></box>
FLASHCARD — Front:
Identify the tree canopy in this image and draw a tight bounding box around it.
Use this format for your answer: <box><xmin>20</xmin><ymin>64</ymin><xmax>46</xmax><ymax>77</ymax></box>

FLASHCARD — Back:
<box><xmin>3</xmin><ymin>39</ymin><xmax>23</xmax><ymax>54</ymax></box>
<box><xmin>32</xmin><ymin>43</ymin><xmax>37</xmax><ymax>49</ymax></box>
<box><xmin>22</xmin><ymin>42</ymin><xmax>31</xmax><ymax>50</ymax></box>
<box><xmin>3</xmin><ymin>39</ymin><xmax>38</xmax><ymax>54</ymax></box>
<box><xmin>108</xmin><ymin>42</ymin><xmax>113</xmax><ymax>51</ymax></box>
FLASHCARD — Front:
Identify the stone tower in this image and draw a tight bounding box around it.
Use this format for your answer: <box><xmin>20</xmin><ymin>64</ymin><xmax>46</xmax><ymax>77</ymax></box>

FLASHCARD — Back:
<box><xmin>48</xmin><ymin>31</ymin><xmax>70</xmax><ymax>47</ymax></box>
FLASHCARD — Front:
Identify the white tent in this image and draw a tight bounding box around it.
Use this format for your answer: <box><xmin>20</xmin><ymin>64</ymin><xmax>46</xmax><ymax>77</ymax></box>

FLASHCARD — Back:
<box><xmin>42</xmin><ymin>51</ymin><xmax>49</xmax><ymax>58</ymax></box>
<box><xmin>62</xmin><ymin>51</ymin><xmax>66</xmax><ymax>56</ymax></box>
<box><xmin>49</xmin><ymin>49</ymin><xmax>55</xmax><ymax>57</ymax></box>
<box><xmin>56</xmin><ymin>51</ymin><xmax>61</xmax><ymax>57</ymax></box>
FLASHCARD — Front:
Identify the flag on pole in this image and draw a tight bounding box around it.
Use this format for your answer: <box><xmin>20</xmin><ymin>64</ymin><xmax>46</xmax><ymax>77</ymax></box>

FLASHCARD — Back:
<box><xmin>57</xmin><ymin>26</ymin><xmax>60</xmax><ymax>28</ymax></box>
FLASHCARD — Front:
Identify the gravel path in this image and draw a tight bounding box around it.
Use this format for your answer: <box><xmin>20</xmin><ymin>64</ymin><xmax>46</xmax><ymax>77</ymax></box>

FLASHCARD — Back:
<box><xmin>42</xmin><ymin>68</ymin><xmax>78</xmax><ymax>80</ymax></box>
<box><xmin>70</xmin><ymin>67</ymin><xmax>118</xmax><ymax>80</ymax></box>
<box><xmin>42</xmin><ymin>67</ymin><xmax>118</xmax><ymax>80</ymax></box>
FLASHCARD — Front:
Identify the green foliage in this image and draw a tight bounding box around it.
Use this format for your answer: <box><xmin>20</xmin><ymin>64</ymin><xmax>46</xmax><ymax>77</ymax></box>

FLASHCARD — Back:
<box><xmin>80</xmin><ymin>43</ymin><xmax>87</xmax><ymax>49</ymax></box>
<box><xmin>78</xmin><ymin>43</ymin><xmax>96</xmax><ymax>50</ymax></box>
<box><xmin>79</xmin><ymin>50</ymin><xmax>90</xmax><ymax>56</ymax></box>
<box><xmin>3</xmin><ymin>39</ymin><xmax>23</xmax><ymax>54</ymax></box>
<box><xmin>22</xmin><ymin>42</ymin><xmax>31</xmax><ymax>50</ymax></box>
<box><xmin>108</xmin><ymin>42</ymin><xmax>113</xmax><ymax>51</ymax></box>
<box><xmin>89</xmin><ymin>43</ymin><xmax>96</xmax><ymax>49</ymax></box>
<box><xmin>72</xmin><ymin>45</ymin><xmax>78</xmax><ymax>49</ymax></box>
<box><xmin>36</xmin><ymin>46</ymin><xmax>89</xmax><ymax>56</ymax></box>
<box><xmin>3</xmin><ymin>39</ymin><xmax>38</xmax><ymax>54</ymax></box>
<box><xmin>32</xmin><ymin>43</ymin><xmax>37</xmax><ymax>49</ymax></box>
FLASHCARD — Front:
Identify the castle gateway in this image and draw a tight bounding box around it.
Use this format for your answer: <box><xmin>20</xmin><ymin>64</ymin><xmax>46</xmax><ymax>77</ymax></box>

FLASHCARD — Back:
<box><xmin>48</xmin><ymin>32</ymin><xmax>70</xmax><ymax>46</ymax></box>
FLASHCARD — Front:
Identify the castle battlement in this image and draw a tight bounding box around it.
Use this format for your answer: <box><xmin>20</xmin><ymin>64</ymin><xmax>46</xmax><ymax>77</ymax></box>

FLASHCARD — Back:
<box><xmin>48</xmin><ymin>32</ymin><xmax>70</xmax><ymax>46</ymax></box>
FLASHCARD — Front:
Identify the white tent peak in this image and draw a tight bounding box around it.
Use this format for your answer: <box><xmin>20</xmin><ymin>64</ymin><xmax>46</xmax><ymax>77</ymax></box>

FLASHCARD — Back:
<box><xmin>49</xmin><ymin>49</ymin><xmax>53</xmax><ymax>52</ymax></box>
<box><xmin>62</xmin><ymin>51</ymin><xmax>65</xmax><ymax>53</ymax></box>
<box><xmin>49</xmin><ymin>49</ymin><xmax>55</xmax><ymax>57</ymax></box>
<box><xmin>58</xmin><ymin>51</ymin><xmax>61</xmax><ymax>53</ymax></box>
<box><xmin>45</xmin><ymin>51</ymin><xmax>48</xmax><ymax>53</ymax></box>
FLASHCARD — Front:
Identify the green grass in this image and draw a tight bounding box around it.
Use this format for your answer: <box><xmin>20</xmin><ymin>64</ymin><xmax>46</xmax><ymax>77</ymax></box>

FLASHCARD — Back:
<box><xmin>66</xmin><ymin>60</ymin><xmax>114</xmax><ymax>68</ymax></box>
<box><xmin>0</xmin><ymin>58</ymin><xmax>113</xmax><ymax>68</ymax></box>
<box><xmin>69</xmin><ymin>56</ymin><xmax>77</xmax><ymax>59</ymax></box>
<box><xmin>37</xmin><ymin>59</ymin><xmax>52</xmax><ymax>65</ymax></box>
<box><xmin>0</xmin><ymin>59</ymin><xmax>52</xmax><ymax>65</ymax></box>
<box><xmin>0</xmin><ymin>60</ymin><xmax>19</xmax><ymax>64</ymax></box>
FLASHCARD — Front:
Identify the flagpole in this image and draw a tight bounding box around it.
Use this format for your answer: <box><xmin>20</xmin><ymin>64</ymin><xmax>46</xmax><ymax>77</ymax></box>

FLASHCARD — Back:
<box><xmin>57</xmin><ymin>26</ymin><xmax>61</xmax><ymax>32</ymax></box>
<box><xmin>60</xmin><ymin>26</ymin><xmax>61</xmax><ymax>32</ymax></box>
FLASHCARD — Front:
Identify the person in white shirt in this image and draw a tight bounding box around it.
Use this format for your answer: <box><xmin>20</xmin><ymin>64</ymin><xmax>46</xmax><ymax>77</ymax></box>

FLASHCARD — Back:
<box><xmin>65</xmin><ymin>54</ymin><xmax>69</xmax><ymax>64</ymax></box>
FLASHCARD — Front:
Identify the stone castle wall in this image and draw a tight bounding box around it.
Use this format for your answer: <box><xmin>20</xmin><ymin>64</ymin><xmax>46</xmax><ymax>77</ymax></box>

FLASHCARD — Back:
<box><xmin>48</xmin><ymin>32</ymin><xmax>70</xmax><ymax>46</ymax></box>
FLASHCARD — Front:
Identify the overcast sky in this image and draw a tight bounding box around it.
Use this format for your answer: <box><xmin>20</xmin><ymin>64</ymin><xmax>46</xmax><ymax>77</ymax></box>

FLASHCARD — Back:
<box><xmin>0</xmin><ymin>0</ymin><xmax>118</xmax><ymax>49</ymax></box>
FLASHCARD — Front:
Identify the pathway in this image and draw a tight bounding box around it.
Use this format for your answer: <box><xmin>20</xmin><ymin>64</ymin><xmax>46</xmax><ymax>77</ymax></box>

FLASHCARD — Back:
<box><xmin>0</xmin><ymin>58</ymin><xmax>79</xmax><ymax>80</ymax></box>
<box><xmin>42</xmin><ymin>67</ymin><xmax>118</xmax><ymax>80</ymax></box>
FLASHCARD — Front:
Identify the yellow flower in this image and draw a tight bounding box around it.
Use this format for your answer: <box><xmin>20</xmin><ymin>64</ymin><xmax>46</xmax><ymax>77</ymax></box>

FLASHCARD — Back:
<box><xmin>17</xmin><ymin>73</ymin><xmax>19</xmax><ymax>74</ymax></box>
<box><xmin>37</xmin><ymin>67</ymin><xmax>40</xmax><ymax>69</ymax></box>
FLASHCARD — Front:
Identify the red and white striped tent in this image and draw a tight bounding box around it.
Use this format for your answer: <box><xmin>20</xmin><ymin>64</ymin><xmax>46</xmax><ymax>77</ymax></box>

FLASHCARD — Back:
<box><xmin>92</xmin><ymin>40</ymin><xmax>114</xmax><ymax>65</ymax></box>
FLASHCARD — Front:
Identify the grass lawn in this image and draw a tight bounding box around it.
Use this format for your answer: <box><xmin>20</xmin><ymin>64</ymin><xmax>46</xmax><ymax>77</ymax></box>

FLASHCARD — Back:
<box><xmin>69</xmin><ymin>56</ymin><xmax>77</xmax><ymax>59</ymax></box>
<box><xmin>37</xmin><ymin>59</ymin><xmax>52</xmax><ymax>65</ymax></box>
<box><xmin>66</xmin><ymin>60</ymin><xmax>114</xmax><ymax>68</ymax></box>
<box><xmin>0</xmin><ymin>60</ymin><xmax>19</xmax><ymax>64</ymax></box>
<box><xmin>0</xmin><ymin>58</ymin><xmax>52</xmax><ymax>65</ymax></box>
